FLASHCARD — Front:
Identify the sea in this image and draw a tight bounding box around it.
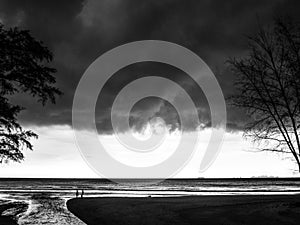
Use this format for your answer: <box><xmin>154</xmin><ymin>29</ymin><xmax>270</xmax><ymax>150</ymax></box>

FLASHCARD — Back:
<box><xmin>0</xmin><ymin>178</ymin><xmax>300</xmax><ymax>224</ymax></box>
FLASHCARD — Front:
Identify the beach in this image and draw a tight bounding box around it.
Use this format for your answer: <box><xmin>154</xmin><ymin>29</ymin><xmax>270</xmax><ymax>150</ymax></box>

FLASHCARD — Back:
<box><xmin>67</xmin><ymin>195</ymin><xmax>300</xmax><ymax>225</ymax></box>
<box><xmin>1</xmin><ymin>178</ymin><xmax>300</xmax><ymax>224</ymax></box>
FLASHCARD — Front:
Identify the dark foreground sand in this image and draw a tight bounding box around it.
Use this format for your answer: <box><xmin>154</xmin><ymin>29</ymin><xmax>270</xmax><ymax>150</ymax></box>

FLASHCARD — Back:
<box><xmin>67</xmin><ymin>195</ymin><xmax>300</xmax><ymax>225</ymax></box>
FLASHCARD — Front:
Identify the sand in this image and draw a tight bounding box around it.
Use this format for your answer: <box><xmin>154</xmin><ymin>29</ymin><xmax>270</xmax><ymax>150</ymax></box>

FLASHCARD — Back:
<box><xmin>67</xmin><ymin>195</ymin><xmax>300</xmax><ymax>225</ymax></box>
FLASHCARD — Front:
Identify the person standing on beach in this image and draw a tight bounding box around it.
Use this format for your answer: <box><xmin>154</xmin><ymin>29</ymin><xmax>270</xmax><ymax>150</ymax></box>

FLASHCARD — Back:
<box><xmin>81</xmin><ymin>189</ymin><xmax>84</xmax><ymax>198</ymax></box>
<box><xmin>76</xmin><ymin>189</ymin><xmax>79</xmax><ymax>198</ymax></box>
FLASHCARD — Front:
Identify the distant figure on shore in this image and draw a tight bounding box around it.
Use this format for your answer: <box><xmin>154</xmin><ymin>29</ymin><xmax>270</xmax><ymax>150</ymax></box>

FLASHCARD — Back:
<box><xmin>76</xmin><ymin>189</ymin><xmax>79</xmax><ymax>198</ymax></box>
<box><xmin>81</xmin><ymin>189</ymin><xmax>84</xmax><ymax>198</ymax></box>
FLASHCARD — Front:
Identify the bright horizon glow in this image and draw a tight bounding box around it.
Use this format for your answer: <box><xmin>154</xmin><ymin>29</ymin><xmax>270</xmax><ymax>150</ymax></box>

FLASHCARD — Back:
<box><xmin>0</xmin><ymin>125</ymin><xmax>299</xmax><ymax>178</ymax></box>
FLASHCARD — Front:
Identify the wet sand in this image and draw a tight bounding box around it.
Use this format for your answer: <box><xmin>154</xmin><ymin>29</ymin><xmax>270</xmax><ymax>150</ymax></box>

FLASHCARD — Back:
<box><xmin>0</xmin><ymin>193</ymin><xmax>85</xmax><ymax>225</ymax></box>
<box><xmin>0</xmin><ymin>200</ymin><xmax>28</xmax><ymax>225</ymax></box>
<box><xmin>67</xmin><ymin>195</ymin><xmax>300</xmax><ymax>225</ymax></box>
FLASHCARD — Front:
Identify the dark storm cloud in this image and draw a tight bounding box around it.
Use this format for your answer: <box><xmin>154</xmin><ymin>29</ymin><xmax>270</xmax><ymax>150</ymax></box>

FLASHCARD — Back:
<box><xmin>94</xmin><ymin>62</ymin><xmax>209</xmax><ymax>134</ymax></box>
<box><xmin>1</xmin><ymin>0</ymin><xmax>300</xmax><ymax>133</ymax></box>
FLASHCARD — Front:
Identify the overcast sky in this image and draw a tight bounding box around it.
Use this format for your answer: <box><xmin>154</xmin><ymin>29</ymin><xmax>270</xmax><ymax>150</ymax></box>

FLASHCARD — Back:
<box><xmin>1</xmin><ymin>0</ymin><xmax>300</xmax><ymax>178</ymax></box>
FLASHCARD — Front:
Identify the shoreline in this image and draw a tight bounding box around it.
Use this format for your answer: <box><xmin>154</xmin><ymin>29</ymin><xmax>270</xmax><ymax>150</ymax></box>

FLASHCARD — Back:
<box><xmin>67</xmin><ymin>194</ymin><xmax>300</xmax><ymax>225</ymax></box>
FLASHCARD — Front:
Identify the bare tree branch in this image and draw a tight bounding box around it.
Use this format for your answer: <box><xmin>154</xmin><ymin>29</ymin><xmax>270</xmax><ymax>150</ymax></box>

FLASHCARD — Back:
<box><xmin>228</xmin><ymin>17</ymin><xmax>300</xmax><ymax>172</ymax></box>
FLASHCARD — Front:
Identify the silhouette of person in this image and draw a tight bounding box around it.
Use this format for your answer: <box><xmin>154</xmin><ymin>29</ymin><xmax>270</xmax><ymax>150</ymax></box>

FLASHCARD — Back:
<box><xmin>76</xmin><ymin>189</ymin><xmax>79</xmax><ymax>198</ymax></box>
<box><xmin>81</xmin><ymin>189</ymin><xmax>84</xmax><ymax>198</ymax></box>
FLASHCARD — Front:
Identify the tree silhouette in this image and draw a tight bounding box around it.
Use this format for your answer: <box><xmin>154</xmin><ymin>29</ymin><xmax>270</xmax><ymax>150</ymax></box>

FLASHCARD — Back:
<box><xmin>0</xmin><ymin>23</ymin><xmax>61</xmax><ymax>163</ymax></box>
<box><xmin>228</xmin><ymin>17</ymin><xmax>300</xmax><ymax>172</ymax></box>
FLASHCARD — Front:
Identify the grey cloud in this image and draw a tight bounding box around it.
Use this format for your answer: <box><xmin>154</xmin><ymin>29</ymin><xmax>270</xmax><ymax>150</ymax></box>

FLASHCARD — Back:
<box><xmin>1</xmin><ymin>0</ymin><xmax>300</xmax><ymax>133</ymax></box>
